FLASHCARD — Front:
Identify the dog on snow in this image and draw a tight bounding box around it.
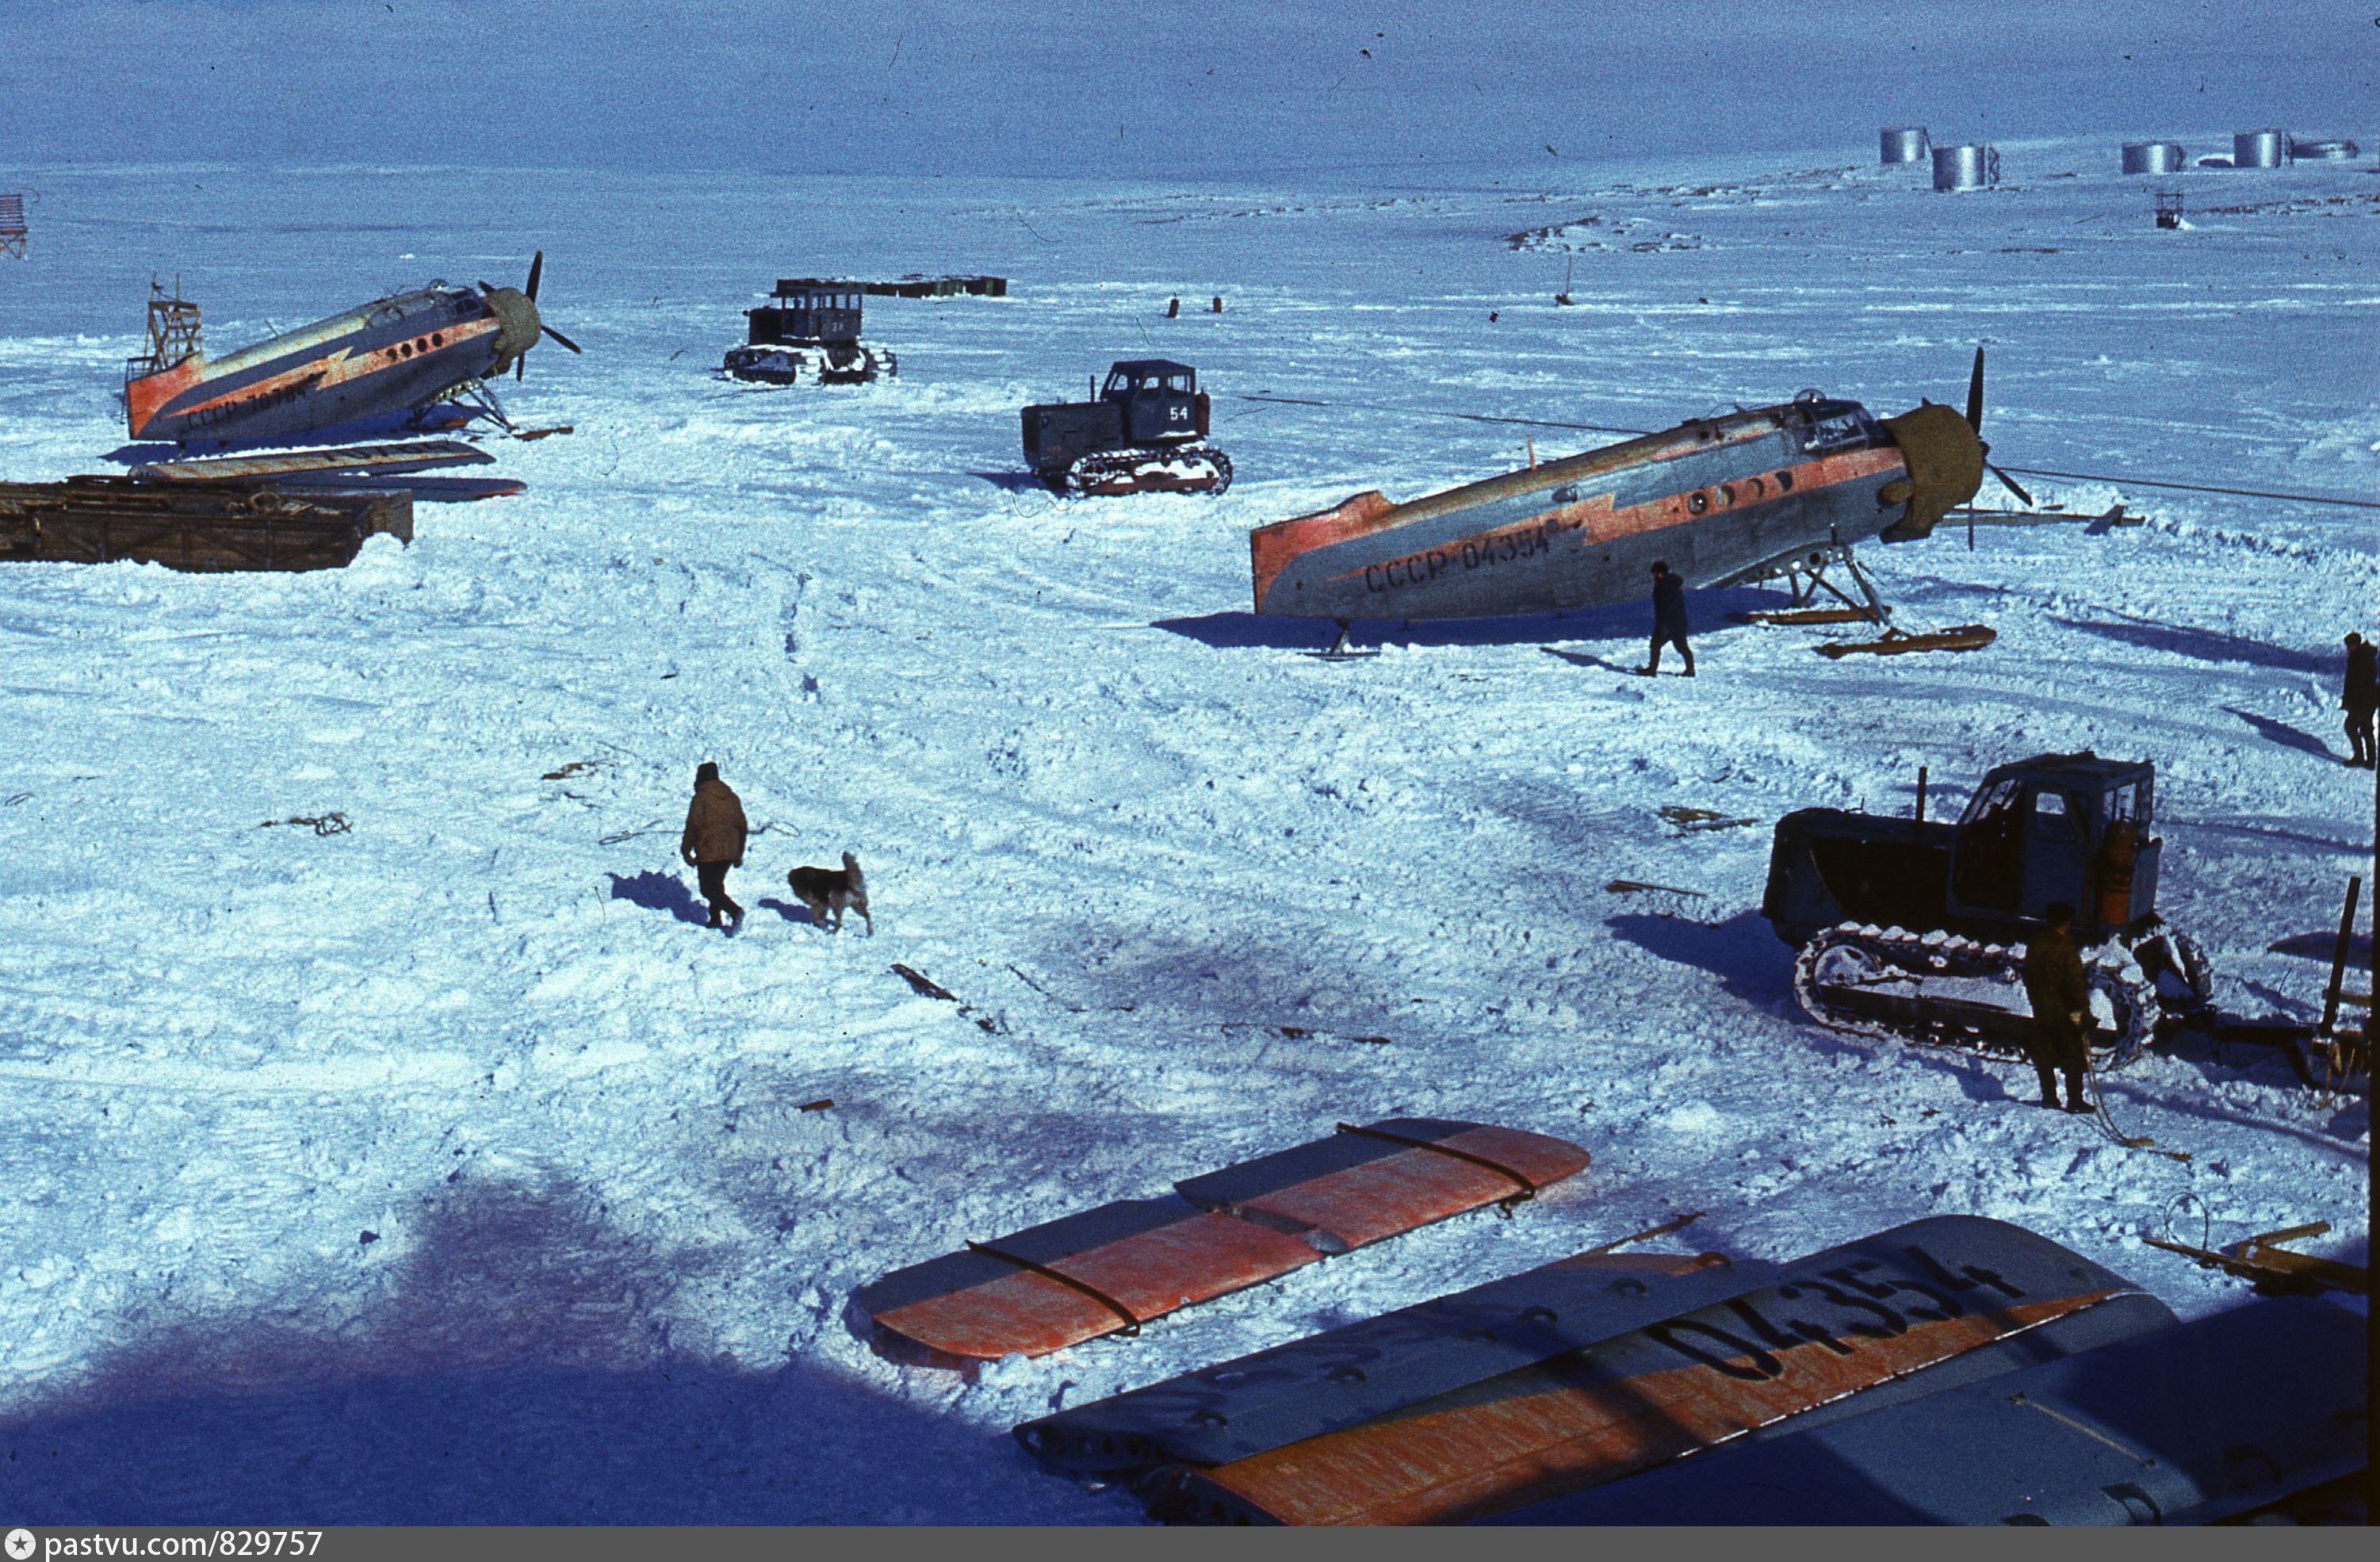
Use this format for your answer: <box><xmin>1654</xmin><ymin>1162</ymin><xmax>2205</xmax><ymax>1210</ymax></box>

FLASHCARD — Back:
<box><xmin>786</xmin><ymin>852</ymin><xmax>871</xmax><ymax>933</ymax></box>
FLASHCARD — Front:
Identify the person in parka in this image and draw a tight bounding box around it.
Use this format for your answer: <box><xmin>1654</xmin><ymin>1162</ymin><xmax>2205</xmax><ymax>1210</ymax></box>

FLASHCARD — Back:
<box><xmin>1639</xmin><ymin>560</ymin><xmax>1694</xmax><ymax>677</ymax></box>
<box><xmin>2019</xmin><ymin>901</ymin><xmax>2093</xmax><ymax>1112</ymax></box>
<box><xmin>2342</xmin><ymin>631</ymin><xmax>2376</xmax><ymax>768</ymax></box>
<box><xmin>680</xmin><ymin>761</ymin><xmax>748</xmax><ymax>932</ymax></box>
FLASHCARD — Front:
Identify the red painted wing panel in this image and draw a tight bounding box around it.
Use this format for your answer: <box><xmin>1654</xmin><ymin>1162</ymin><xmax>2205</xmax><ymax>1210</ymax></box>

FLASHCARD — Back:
<box><xmin>1053</xmin><ymin>1212</ymin><xmax>1327</xmax><ymax>1320</ymax></box>
<box><xmin>872</xmin><ymin>1269</ymin><xmax>1124</xmax><ymax>1363</ymax></box>
<box><xmin>859</xmin><ymin>1120</ymin><xmax>1594</xmax><ymax>1366</ymax></box>
<box><xmin>1234</xmin><ymin>1127</ymin><xmax>1590</xmax><ymax>1250</ymax></box>
<box><xmin>1180</xmin><ymin>1291</ymin><xmax>2119</xmax><ymax>1525</ymax></box>
<box><xmin>870</xmin><ymin>1212</ymin><xmax>1325</xmax><ymax>1362</ymax></box>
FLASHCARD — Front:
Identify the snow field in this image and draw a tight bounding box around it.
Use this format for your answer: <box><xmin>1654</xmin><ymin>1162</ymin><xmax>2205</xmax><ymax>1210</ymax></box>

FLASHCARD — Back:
<box><xmin>0</xmin><ymin>139</ymin><xmax>2371</xmax><ymax>1521</ymax></box>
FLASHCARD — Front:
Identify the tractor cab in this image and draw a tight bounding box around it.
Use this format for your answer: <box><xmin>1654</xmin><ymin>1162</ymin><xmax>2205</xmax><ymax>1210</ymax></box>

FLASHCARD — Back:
<box><xmin>1102</xmin><ymin>359</ymin><xmax>1207</xmax><ymax>445</ymax></box>
<box><xmin>1946</xmin><ymin>752</ymin><xmax>2159</xmax><ymax>940</ymax></box>
<box><xmin>746</xmin><ymin>279</ymin><xmax>865</xmax><ymax>348</ymax></box>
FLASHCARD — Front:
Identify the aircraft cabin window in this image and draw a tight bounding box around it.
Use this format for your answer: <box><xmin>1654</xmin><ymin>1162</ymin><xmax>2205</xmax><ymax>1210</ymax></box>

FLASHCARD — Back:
<box><xmin>1718</xmin><ymin>484</ymin><xmax>1735</xmax><ymax>506</ymax></box>
<box><xmin>1776</xmin><ymin>470</ymin><xmax>1794</xmax><ymax>491</ymax></box>
<box><xmin>1687</xmin><ymin>491</ymin><xmax>1708</xmax><ymax>514</ymax></box>
<box><xmin>1747</xmin><ymin>477</ymin><xmax>1766</xmax><ymax>499</ymax></box>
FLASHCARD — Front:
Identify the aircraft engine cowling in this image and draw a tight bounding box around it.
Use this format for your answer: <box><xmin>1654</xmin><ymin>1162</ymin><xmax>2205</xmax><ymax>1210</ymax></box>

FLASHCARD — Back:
<box><xmin>482</xmin><ymin>286</ymin><xmax>541</xmax><ymax>374</ymax></box>
<box><xmin>1877</xmin><ymin>401</ymin><xmax>1984</xmax><ymax>541</ymax></box>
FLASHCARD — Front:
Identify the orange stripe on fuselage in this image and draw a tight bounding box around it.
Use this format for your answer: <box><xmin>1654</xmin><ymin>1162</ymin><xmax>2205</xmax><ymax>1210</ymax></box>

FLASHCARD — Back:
<box><xmin>1321</xmin><ymin>443</ymin><xmax>1907</xmax><ymax>590</ymax></box>
<box><xmin>161</xmin><ymin>316</ymin><xmax>503</xmax><ymax>423</ymax></box>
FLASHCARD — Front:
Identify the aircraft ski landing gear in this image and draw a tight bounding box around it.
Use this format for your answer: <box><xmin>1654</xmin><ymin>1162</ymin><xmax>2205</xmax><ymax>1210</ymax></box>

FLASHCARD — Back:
<box><xmin>1734</xmin><ymin>541</ymin><xmax>1889</xmax><ymax>626</ymax></box>
<box><xmin>1307</xmin><ymin>618</ymin><xmax>1380</xmax><ymax>660</ymax></box>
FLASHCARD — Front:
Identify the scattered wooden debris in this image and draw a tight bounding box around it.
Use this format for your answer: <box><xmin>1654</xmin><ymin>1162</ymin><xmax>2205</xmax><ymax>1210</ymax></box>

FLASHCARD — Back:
<box><xmin>890</xmin><ymin>963</ymin><xmax>1001</xmax><ymax>1032</ymax></box>
<box><xmin>892</xmin><ymin>963</ymin><xmax>959</xmax><ymax>1001</ymax></box>
<box><xmin>1658</xmin><ymin>806</ymin><xmax>1758</xmax><ymax>834</ymax></box>
<box><xmin>541</xmin><ymin>761</ymin><xmax>603</xmax><ymax>781</ymax></box>
<box><xmin>261</xmin><ymin>813</ymin><xmax>350</xmax><ymax>835</ymax></box>
<box><xmin>2145</xmin><ymin>1220</ymin><xmax>2367</xmax><ymax>1296</ymax></box>
<box><xmin>1605</xmin><ymin>879</ymin><xmax>1706</xmax><ymax>898</ymax></box>
<box><xmin>798</xmin><ymin>1097</ymin><xmax>835</xmax><ymax>1113</ymax></box>
<box><xmin>1817</xmin><ymin>624</ymin><xmax>1997</xmax><ymax>659</ymax></box>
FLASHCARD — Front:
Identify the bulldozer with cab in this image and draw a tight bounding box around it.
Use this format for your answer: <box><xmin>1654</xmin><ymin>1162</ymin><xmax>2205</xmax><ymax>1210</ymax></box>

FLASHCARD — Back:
<box><xmin>1762</xmin><ymin>752</ymin><xmax>2213</xmax><ymax>1066</ymax></box>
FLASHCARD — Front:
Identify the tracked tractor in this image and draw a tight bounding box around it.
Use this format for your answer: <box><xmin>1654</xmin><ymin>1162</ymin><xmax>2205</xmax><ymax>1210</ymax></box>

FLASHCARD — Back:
<box><xmin>1762</xmin><ymin>752</ymin><xmax>2213</xmax><ymax>1067</ymax></box>
<box><xmin>1021</xmin><ymin>360</ymin><xmax>1233</xmax><ymax>496</ymax></box>
<box><xmin>722</xmin><ymin>279</ymin><xmax>895</xmax><ymax>385</ymax></box>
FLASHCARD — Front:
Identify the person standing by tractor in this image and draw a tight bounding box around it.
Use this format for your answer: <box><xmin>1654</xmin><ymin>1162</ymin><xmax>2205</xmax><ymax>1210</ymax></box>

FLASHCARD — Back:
<box><xmin>2342</xmin><ymin>632</ymin><xmax>2377</xmax><ymax>768</ymax></box>
<box><xmin>1640</xmin><ymin>561</ymin><xmax>1694</xmax><ymax>677</ymax></box>
<box><xmin>680</xmin><ymin>761</ymin><xmax>748</xmax><ymax>933</ymax></box>
<box><xmin>2020</xmin><ymin>902</ymin><xmax>2093</xmax><ymax>1113</ymax></box>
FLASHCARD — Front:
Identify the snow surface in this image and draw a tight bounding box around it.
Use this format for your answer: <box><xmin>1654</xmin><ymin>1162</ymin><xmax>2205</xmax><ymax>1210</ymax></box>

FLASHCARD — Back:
<box><xmin>0</xmin><ymin>138</ymin><xmax>2373</xmax><ymax>1523</ymax></box>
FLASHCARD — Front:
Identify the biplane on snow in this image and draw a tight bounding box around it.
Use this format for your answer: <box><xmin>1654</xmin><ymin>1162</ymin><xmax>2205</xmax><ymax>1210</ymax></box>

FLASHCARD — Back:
<box><xmin>116</xmin><ymin>255</ymin><xmax>582</xmax><ymax>496</ymax></box>
<box><xmin>1251</xmin><ymin>350</ymin><xmax>2032</xmax><ymax>657</ymax></box>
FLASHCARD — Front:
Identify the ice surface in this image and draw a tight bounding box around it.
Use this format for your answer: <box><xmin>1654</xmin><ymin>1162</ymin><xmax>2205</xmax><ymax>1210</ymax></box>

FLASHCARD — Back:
<box><xmin>0</xmin><ymin>140</ymin><xmax>2370</xmax><ymax>1522</ymax></box>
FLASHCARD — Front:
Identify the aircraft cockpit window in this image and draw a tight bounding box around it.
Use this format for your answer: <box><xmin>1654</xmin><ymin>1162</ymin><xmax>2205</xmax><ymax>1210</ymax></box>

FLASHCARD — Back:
<box><xmin>1804</xmin><ymin>410</ymin><xmax>1874</xmax><ymax>454</ymax></box>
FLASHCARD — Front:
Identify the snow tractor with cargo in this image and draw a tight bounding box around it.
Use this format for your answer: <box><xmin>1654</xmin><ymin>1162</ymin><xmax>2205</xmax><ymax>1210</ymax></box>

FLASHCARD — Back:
<box><xmin>1762</xmin><ymin>752</ymin><xmax>2213</xmax><ymax>1067</ymax></box>
<box><xmin>722</xmin><ymin>279</ymin><xmax>896</xmax><ymax>385</ymax></box>
<box><xmin>1021</xmin><ymin>360</ymin><xmax>1234</xmax><ymax>496</ymax></box>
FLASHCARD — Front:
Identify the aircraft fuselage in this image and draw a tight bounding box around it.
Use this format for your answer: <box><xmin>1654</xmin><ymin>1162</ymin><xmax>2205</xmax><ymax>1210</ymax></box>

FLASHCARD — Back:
<box><xmin>1251</xmin><ymin>397</ymin><xmax>1949</xmax><ymax>621</ymax></box>
<box><xmin>124</xmin><ymin>285</ymin><xmax>512</xmax><ymax>446</ymax></box>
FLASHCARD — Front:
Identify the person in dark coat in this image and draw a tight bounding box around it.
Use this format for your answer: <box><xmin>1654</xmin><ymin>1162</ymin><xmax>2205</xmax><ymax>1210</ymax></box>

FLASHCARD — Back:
<box><xmin>2019</xmin><ymin>901</ymin><xmax>2093</xmax><ymax>1112</ymax></box>
<box><xmin>1639</xmin><ymin>560</ymin><xmax>1694</xmax><ymax>676</ymax></box>
<box><xmin>2343</xmin><ymin>632</ymin><xmax>2377</xmax><ymax>768</ymax></box>
<box><xmin>679</xmin><ymin>761</ymin><xmax>748</xmax><ymax>932</ymax></box>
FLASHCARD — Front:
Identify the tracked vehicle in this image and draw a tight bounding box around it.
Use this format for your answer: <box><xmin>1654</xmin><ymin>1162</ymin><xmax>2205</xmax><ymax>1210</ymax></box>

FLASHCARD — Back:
<box><xmin>1762</xmin><ymin>752</ymin><xmax>2212</xmax><ymax>1066</ymax></box>
<box><xmin>1021</xmin><ymin>359</ymin><xmax>1232</xmax><ymax>496</ymax></box>
<box><xmin>722</xmin><ymin>280</ymin><xmax>895</xmax><ymax>385</ymax></box>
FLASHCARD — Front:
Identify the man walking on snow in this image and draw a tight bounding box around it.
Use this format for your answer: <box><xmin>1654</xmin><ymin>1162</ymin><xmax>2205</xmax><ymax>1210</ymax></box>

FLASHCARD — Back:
<box><xmin>2020</xmin><ymin>901</ymin><xmax>2093</xmax><ymax>1113</ymax></box>
<box><xmin>2343</xmin><ymin>632</ymin><xmax>2377</xmax><ymax>768</ymax></box>
<box><xmin>681</xmin><ymin>761</ymin><xmax>748</xmax><ymax>932</ymax></box>
<box><xmin>1639</xmin><ymin>561</ymin><xmax>1694</xmax><ymax>677</ymax></box>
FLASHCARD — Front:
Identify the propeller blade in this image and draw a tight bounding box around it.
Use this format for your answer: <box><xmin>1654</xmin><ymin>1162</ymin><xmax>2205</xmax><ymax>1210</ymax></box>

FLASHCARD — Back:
<box><xmin>540</xmin><ymin>323</ymin><xmax>584</xmax><ymax>354</ymax></box>
<box><xmin>1988</xmin><ymin>461</ymin><xmax>2034</xmax><ymax>507</ymax></box>
<box><xmin>476</xmin><ymin>280</ymin><xmax>497</xmax><ymax>293</ymax></box>
<box><xmin>526</xmin><ymin>250</ymin><xmax>544</xmax><ymax>303</ymax></box>
<box><xmin>1965</xmin><ymin>346</ymin><xmax>1985</xmax><ymax>434</ymax></box>
<box><xmin>515</xmin><ymin>356</ymin><xmax>525</xmax><ymax>381</ymax></box>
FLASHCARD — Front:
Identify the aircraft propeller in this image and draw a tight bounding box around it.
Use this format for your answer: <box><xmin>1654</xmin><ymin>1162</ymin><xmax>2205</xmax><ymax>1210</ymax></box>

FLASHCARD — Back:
<box><xmin>479</xmin><ymin>251</ymin><xmax>582</xmax><ymax>380</ymax></box>
<box><xmin>1964</xmin><ymin>346</ymin><xmax>2034</xmax><ymax>507</ymax></box>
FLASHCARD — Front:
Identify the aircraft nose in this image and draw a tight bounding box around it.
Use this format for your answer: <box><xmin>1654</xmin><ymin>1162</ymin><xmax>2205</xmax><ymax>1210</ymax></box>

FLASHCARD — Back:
<box><xmin>483</xmin><ymin>285</ymin><xmax>541</xmax><ymax>369</ymax></box>
<box><xmin>1877</xmin><ymin>401</ymin><xmax>1985</xmax><ymax>541</ymax></box>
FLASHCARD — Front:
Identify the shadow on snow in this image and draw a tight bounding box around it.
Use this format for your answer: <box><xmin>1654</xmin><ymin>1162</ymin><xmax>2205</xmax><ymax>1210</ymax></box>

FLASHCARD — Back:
<box><xmin>606</xmin><ymin>870</ymin><xmax>711</xmax><ymax>926</ymax></box>
<box><xmin>0</xmin><ymin>1178</ymin><xmax>1078</xmax><ymax>1525</ymax></box>
<box><xmin>1154</xmin><ymin>586</ymin><xmax>1785</xmax><ymax>652</ymax></box>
